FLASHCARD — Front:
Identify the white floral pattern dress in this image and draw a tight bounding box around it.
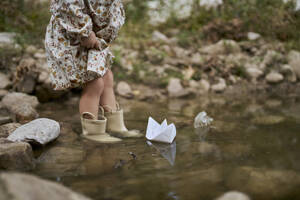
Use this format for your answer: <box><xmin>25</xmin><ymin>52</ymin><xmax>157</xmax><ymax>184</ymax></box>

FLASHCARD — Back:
<box><xmin>45</xmin><ymin>0</ymin><xmax>125</xmax><ymax>90</ymax></box>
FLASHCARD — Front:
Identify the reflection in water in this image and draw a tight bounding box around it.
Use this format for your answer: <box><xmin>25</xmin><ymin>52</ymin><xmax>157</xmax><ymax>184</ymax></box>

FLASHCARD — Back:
<box><xmin>35</xmin><ymin>95</ymin><xmax>300</xmax><ymax>200</ymax></box>
<box><xmin>147</xmin><ymin>141</ymin><xmax>176</xmax><ymax>166</ymax></box>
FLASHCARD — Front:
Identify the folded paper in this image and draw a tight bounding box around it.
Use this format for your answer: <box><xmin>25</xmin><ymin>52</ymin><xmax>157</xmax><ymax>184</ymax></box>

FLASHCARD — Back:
<box><xmin>146</xmin><ymin>117</ymin><xmax>176</xmax><ymax>144</ymax></box>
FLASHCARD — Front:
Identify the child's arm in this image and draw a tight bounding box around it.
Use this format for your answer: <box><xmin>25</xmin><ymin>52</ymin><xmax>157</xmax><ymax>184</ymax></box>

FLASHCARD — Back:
<box><xmin>53</xmin><ymin>0</ymin><xmax>93</xmax><ymax>43</ymax></box>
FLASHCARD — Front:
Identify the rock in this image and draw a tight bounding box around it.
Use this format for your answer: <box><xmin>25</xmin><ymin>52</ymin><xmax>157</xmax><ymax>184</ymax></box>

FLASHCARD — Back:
<box><xmin>266</xmin><ymin>72</ymin><xmax>284</xmax><ymax>83</ymax></box>
<box><xmin>36</xmin><ymin>146</ymin><xmax>86</xmax><ymax>176</ymax></box>
<box><xmin>226</xmin><ymin>167</ymin><xmax>300</xmax><ymax>199</ymax></box>
<box><xmin>260</xmin><ymin>50</ymin><xmax>283</xmax><ymax>70</ymax></box>
<box><xmin>8</xmin><ymin>118</ymin><xmax>60</xmax><ymax>145</ymax></box>
<box><xmin>34</xmin><ymin>52</ymin><xmax>47</xmax><ymax>59</ymax></box>
<box><xmin>16</xmin><ymin>74</ymin><xmax>37</xmax><ymax>94</ymax></box>
<box><xmin>0</xmin><ymin>73</ymin><xmax>11</xmax><ymax>89</ymax></box>
<box><xmin>280</xmin><ymin>64</ymin><xmax>297</xmax><ymax>82</ymax></box>
<box><xmin>0</xmin><ymin>173</ymin><xmax>92</xmax><ymax>200</ymax></box>
<box><xmin>0</xmin><ymin>89</ymin><xmax>8</xmax><ymax>99</ymax></box>
<box><xmin>2</xmin><ymin>92</ymin><xmax>39</xmax><ymax>110</ymax></box>
<box><xmin>0</xmin><ymin>138</ymin><xmax>35</xmax><ymax>170</ymax></box>
<box><xmin>0</xmin><ymin>123</ymin><xmax>21</xmax><ymax>138</ymax></box>
<box><xmin>12</xmin><ymin>104</ymin><xmax>39</xmax><ymax>123</ymax></box>
<box><xmin>116</xmin><ymin>81</ymin><xmax>134</xmax><ymax>98</ymax></box>
<box><xmin>0</xmin><ymin>32</ymin><xmax>17</xmax><ymax>48</ymax></box>
<box><xmin>0</xmin><ymin>116</ymin><xmax>12</xmax><ymax>125</ymax></box>
<box><xmin>200</xmin><ymin>40</ymin><xmax>241</xmax><ymax>55</ymax></box>
<box><xmin>35</xmin><ymin>84</ymin><xmax>67</xmax><ymax>103</ymax></box>
<box><xmin>167</xmin><ymin>78</ymin><xmax>189</xmax><ymax>98</ymax></box>
<box><xmin>199</xmin><ymin>0</ymin><xmax>223</xmax><ymax>9</ymax></box>
<box><xmin>152</xmin><ymin>31</ymin><xmax>170</xmax><ymax>43</ymax></box>
<box><xmin>216</xmin><ymin>191</ymin><xmax>250</xmax><ymax>200</ymax></box>
<box><xmin>287</xmin><ymin>50</ymin><xmax>300</xmax><ymax>79</ymax></box>
<box><xmin>247</xmin><ymin>32</ymin><xmax>261</xmax><ymax>41</ymax></box>
<box><xmin>245</xmin><ymin>65</ymin><xmax>263</xmax><ymax>79</ymax></box>
<box><xmin>211</xmin><ymin>78</ymin><xmax>226</xmax><ymax>93</ymax></box>
<box><xmin>199</xmin><ymin>79</ymin><xmax>210</xmax><ymax>93</ymax></box>
<box><xmin>191</xmin><ymin>53</ymin><xmax>204</xmax><ymax>65</ymax></box>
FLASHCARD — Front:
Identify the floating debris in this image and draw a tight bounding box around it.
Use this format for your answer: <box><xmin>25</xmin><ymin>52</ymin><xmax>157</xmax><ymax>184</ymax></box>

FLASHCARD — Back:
<box><xmin>194</xmin><ymin>111</ymin><xmax>213</xmax><ymax>128</ymax></box>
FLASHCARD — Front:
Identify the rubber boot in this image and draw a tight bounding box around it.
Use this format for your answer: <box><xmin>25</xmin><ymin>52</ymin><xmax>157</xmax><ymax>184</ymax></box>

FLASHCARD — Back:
<box><xmin>81</xmin><ymin>110</ymin><xmax>122</xmax><ymax>143</ymax></box>
<box><xmin>103</xmin><ymin>103</ymin><xmax>142</xmax><ymax>138</ymax></box>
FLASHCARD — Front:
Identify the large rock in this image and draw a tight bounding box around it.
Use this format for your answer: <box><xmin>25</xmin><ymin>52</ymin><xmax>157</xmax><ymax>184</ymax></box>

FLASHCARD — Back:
<box><xmin>226</xmin><ymin>166</ymin><xmax>300</xmax><ymax>199</ymax></box>
<box><xmin>0</xmin><ymin>73</ymin><xmax>11</xmax><ymax>89</ymax></box>
<box><xmin>245</xmin><ymin>64</ymin><xmax>263</xmax><ymax>79</ymax></box>
<box><xmin>2</xmin><ymin>92</ymin><xmax>39</xmax><ymax>123</ymax></box>
<box><xmin>2</xmin><ymin>92</ymin><xmax>39</xmax><ymax>110</ymax></box>
<box><xmin>0</xmin><ymin>123</ymin><xmax>21</xmax><ymax>138</ymax></box>
<box><xmin>0</xmin><ymin>138</ymin><xmax>35</xmax><ymax>170</ymax></box>
<box><xmin>0</xmin><ymin>173</ymin><xmax>92</xmax><ymax>200</ymax></box>
<box><xmin>288</xmin><ymin>50</ymin><xmax>300</xmax><ymax>79</ymax></box>
<box><xmin>167</xmin><ymin>78</ymin><xmax>189</xmax><ymax>98</ymax></box>
<box><xmin>200</xmin><ymin>40</ymin><xmax>241</xmax><ymax>55</ymax></box>
<box><xmin>8</xmin><ymin>118</ymin><xmax>60</xmax><ymax>145</ymax></box>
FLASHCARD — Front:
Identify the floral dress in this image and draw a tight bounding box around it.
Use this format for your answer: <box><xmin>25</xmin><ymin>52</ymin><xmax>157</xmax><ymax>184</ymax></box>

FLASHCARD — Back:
<box><xmin>45</xmin><ymin>0</ymin><xmax>125</xmax><ymax>90</ymax></box>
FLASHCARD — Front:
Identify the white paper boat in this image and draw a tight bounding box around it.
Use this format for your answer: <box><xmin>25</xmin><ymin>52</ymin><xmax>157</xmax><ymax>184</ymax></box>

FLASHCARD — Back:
<box><xmin>146</xmin><ymin>117</ymin><xmax>176</xmax><ymax>144</ymax></box>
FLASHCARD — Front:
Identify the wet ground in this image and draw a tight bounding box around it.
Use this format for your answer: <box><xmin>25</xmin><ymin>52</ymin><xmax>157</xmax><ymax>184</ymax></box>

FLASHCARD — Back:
<box><xmin>35</xmin><ymin>94</ymin><xmax>300</xmax><ymax>200</ymax></box>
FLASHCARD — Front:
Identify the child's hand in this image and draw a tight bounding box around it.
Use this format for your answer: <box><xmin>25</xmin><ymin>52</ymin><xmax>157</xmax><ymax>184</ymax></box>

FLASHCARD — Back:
<box><xmin>80</xmin><ymin>31</ymin><xmax>100</xmax><ymax>50</ymax></box>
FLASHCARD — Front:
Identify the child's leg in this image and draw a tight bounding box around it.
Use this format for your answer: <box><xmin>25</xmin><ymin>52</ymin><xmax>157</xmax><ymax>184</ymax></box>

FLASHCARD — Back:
<box><xmin>100</xmin><ymin>70</ymin><xmax>117</xmax><ymax>111</ymax></box>
<box><xmin>79</xmin><ymin>77</ymin><xmax>104</xmax><ymax>118</ymax></box>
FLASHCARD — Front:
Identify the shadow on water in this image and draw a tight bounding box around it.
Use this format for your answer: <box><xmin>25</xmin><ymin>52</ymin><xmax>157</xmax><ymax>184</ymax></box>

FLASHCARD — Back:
<box><xmin>35</xmin><ymin>94</ymin><xmax>300</xmax><ymax>200</ymax></box>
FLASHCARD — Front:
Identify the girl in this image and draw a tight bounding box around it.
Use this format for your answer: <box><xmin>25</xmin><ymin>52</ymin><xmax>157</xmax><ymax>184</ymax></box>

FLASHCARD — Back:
<box><xmin>45</xmin><ymin>0</ymin><xmax>140</xmax><ymax>143</ymax></box>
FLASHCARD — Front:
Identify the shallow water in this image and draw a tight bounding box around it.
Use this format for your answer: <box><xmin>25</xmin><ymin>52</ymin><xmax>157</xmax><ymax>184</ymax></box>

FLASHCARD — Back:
<box><xmin>35</xmin><ymin>94</ymin><xmax>300</xmax><ymax>200</ymax></box>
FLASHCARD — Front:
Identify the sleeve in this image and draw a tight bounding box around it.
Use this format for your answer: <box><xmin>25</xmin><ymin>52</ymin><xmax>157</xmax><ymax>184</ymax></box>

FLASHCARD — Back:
<box><xmin>52</xmin><ymin>0</ymin><xmax>93</xmax><ymax>40</ymax></box>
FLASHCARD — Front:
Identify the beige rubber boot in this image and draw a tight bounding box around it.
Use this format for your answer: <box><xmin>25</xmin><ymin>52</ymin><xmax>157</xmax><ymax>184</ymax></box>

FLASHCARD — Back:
<box><xmin>81</xmin><ymin>110</ymin><xmax>122</xmax><ymax>143</ymax></box>
<box><xmin>103</xmin><ymin>103</ymin><xmax>142</xmax><ymax>138</ymax></box>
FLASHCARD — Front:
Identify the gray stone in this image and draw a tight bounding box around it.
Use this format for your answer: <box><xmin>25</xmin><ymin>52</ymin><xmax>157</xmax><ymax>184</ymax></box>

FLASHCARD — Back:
<box><xmin>247</xmin><ymin>32</ymin><xmax>261</xmax><ymax>41</ymax></box>
<box><xmin>211</xmin><ymin>78</ymin><xmax>227</xmax><ymax>93</ymax></box>
<box><xmin>117</xmin><ymin>81</ymin><xmax>134</xmax><ymax>98</ymax></box>
<box><xmin>0</xmin><ymin>89</ymin><xmax>8</xmax><ymax>99</ymax></box>
<box><xmin>167</xmin><ymin>78</ymin><xmax>189</xmax><ymax>98</ymax></box>
<box><xmin>8</xmin><ymin>118</ymin><xmax>60</xmax><ymax>145</ymax></box>
<box><xmin>200</xmin><ymin>40</ymin><xmax>241</xmax><ymax>55</ymax></box>
<box><xmin>12</xmin><ymin>104</ymin><xmax>39</xmax><ymax>123</ymax></box>
<box><xmin>2</xmin><ymin>92</ymin><xmax>39</xmax><ymax>110</ymax></box>
<box><xmin>152</xmin><ymin>31</ymin><xmax>170</xmax><ymax>43</ymax></box>
<box><xmin>0</xmin><ymin>32</ymin><xmax>16</xmax><ymax>48</ymax></box>
<box><xmin>0</xmin><ymin>123</ymin><xmax>21</xmax><ymax>138</ymax></box>
<box><xmin>0</xmin><ymin>173</ymin><xmax>92</xmax><ymax>200</ymax></box>
<box><xmin>16</xmin><ymin>74</ymin><xmax>37</xmax><ymax>94</ymax></box>
<box><xmin>0</xmin><ymin>73</ymin><xmax>11</xmax><ymax>89</ymax></box>
<box><xmin>280</xmin><ymin>64</ymin><xmax>297</xmax><ymax>82</ymax></box>
<box><xmin>25</xmin><ymin>45</ymin><xmax>38</xmax><ymax>54</ymax></box>
<box><xmin>288</xmin><ymin>50</ymin><xmax>300</xmax><ymax>79</ymax></box>
<box><xmin>266</xmin><ymin>72</ymin><xmax>284</xmax><ymax>83</ymax></box>
<box><xmin>245</xmin><ymin>65</ymin><xmax>263</xmax><ymax>79</ymax></box>
<box><xmin>216</xmin><ymin>191</ymin><xmax>250</xmax><ymax>200</ymax></box>
<box><xmin>0</xmin><ymin>138</ymin><xmax>35</xmax><ymax>170</ymax></box>
<box><xmin>199</xmin><ymin>79</ymin><xmax>210</xmax><ymax>92</ymax></box>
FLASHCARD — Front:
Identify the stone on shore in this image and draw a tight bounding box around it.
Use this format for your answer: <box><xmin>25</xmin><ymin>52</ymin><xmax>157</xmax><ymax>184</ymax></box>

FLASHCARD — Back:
<box><xmin>0</xmin><ymin>173</ymin><xmax>92</xmax><ymax>200</ymax></box>
<box><xmin>117</xmin><ymin>81</ymin><xmax>134</xmax><ymax>98</ymax></box>
<box><xmin>0</xmin><ymin>138</ymin><xmax>35</xmax><ymax>170</ymax></box>
<box><xmin>0</xmin><ymin>32</ymin><xmax>18</xmax><ymax>48</ymax></box>
<box><xmin>167</xmin><ymin>78</ymin><xmax>190</xmax><ymax>98</ymax></box>
<box><xmin>265</xmin><ymin>72</ymin><xmax>284</xmax><ymax>83</ymax></box>
<box><xmin>200</xmin><ymin>40</ymin><xmax>241</xmax><ymax>55</ymax></box>
<box><xmin>287</xmin><ymin>50</ymin><xmax>300</xmax><ymax>79</ymax></box>
<box><xmin>211</xmin><ymin>78</ymin><xmax>227</xmax><ymax>93</ymax></box>
<box><xmin>0</xmin><ymin>123</ymin><xmax>21</xmax><ymax>138</ymax></box>
<box><xmin>8</xmin><ymin>118</ymin><xmax>60</xmax><ymax>145</ymax></box>
<box><xmin>0</xmin><ymin>73</ymin><xmax>11</xmax><ymax>89</ymax></box>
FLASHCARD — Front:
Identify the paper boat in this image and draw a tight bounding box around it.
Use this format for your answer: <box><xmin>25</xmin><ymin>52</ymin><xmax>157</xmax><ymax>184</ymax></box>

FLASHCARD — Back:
<box><xmin>146</xmin><ymin>117</ymin><xmax>176</xmax><ymax>144</ymax></box>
